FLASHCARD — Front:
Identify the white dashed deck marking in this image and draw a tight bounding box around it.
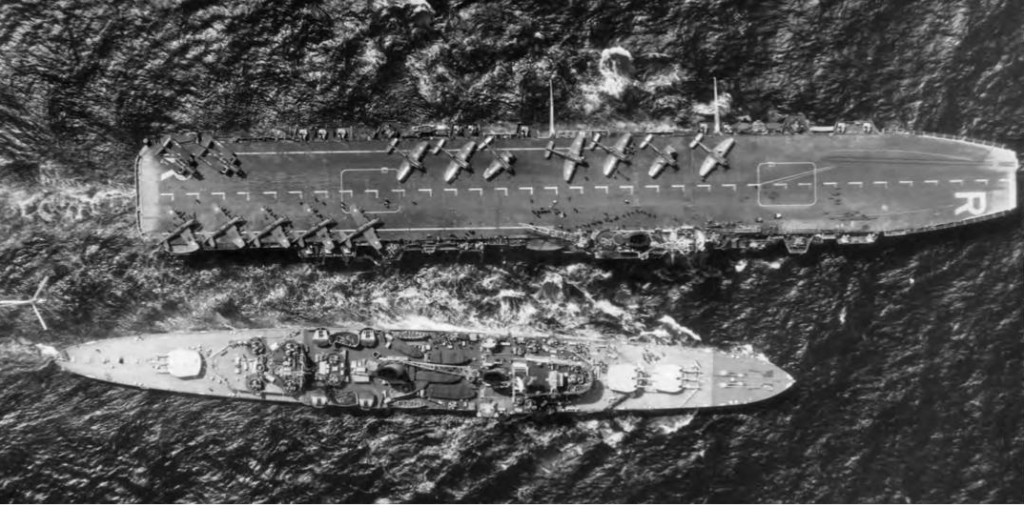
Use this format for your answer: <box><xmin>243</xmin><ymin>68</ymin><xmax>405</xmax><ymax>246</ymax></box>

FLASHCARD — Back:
<box><xmin>619</xmin><ymin>185</ymin><xmax>634</xmax><ymax>195</ymax></box>
<box><xmin>236</xmin><ymin>192</ymin><xmax>250</xmax><ymax>201</ymax></box>
<box><xmin>418</xmin><ymin>188</ymin><xmax>433</xmax><ymax>197</ymax></box>
<box><xmin>671</xmin><ymin>185</ymin><xmax>686</xmax><ymax>192</ymax></box>
<box><xmin>186</xmin><ymin>192</ymin><xmax>201</xmax><ymax>200</ymax></box>
<box><xmin>390</xmin><ymin>189</ymin><xmax>406</xmax><ymax>196</ymax></box>
<box><xmin>469</xmin><ymin>188</ymin><xmax>483</xmax><ymax>195</ymax></box>
<box><xmin>950</xmin><ymin>179</ymin><xmax>964</xmax><ymax>185</ymax></box>
<box><xmin>698</xmin><ymin>184</ymin><xmax>712</xmax><ymax>191</ymax></box>
<box><xmin>999</xmin><ymin>178</ymin><xmax>1010</xmax><ymax>183</ymax></box>
<box><xmin>899</xmin><ymin>180</ymin><xmax>913</xmax><ymax>186</ymax></box>
<box><xmin>975</xmin><ymin>179</ymin><xmax>989</xmax><ymax>185</ymax></box>
<box><xmin>519</xmin><ymin>186</ymin><xmax>534</xmax><ymax>195</ymax></box>
<box><xmin>544</xmin><ymin>186</ymin><xmax>559</xmax><ymax>195</ymax></box>
<box><xmin>288</xmin><ymin>190</ymin><xmax>304</xmax><ymax>199</ymax></box>
<box><xmin>823</xmin><ymin>182</ymin><xmax>838</xmax><ymax>187</ymax></box>
<box><xmin>496</xmin><ymin>187</ymin><xmax>508</xmax><ymax>196</ymax></box>
<box><xmin>772</xmin><ymin>183</ymin><xmax>788</xmax><ymax>189</ymax></box>
<box><xmin>722</xmin><ymin>183</ymin><xmax>737</xmax><ymax>191</ymax></box>
<box><xmin>365</xmin><ymin>190</ymin><xmax>379</xmax><ymax>199</ymax></box>
<box><xmin>873</xmin><ymin>181</ymin><xmax>888</xmax><ymax>187</ymax></box>
<box><xmin>797</xmin><ymin>182</ymin><xmax>812</xmax><ymax>188</ymax></box>
<box><xmin>314</xmin><ymin>190</ymin><xmax>329</xmax><ymax>199</ymax></box>
<box><xmin>159</xmin><ymin>193</ymin><xmax>175</xmax><ymax>202</ymax></box>
<box><xmin>569</xmin><ymin>186</ymin><xmax>585</xmax><ymax>194</ymax></box>
<box><xmin>849</xmin><ymin>182</ymin><xmax>863</xmax><ymax>187</ymax></box>
<box><xmin>645</xmin><ymin>185</ymin><xmax>660</xmax><ymax>193</ymax></box>
<box><xmin>595</xmin><ymin>185</ymin><xmax>610</xmax><ymax>194</ymax></box>
<box><xmin>263</xmin><ymin>191</ymin><xmax>278</xmax><ymax>199</ymax></box>
<box><xmin>924</xmin><ymin>180</ymin><xmax>939</xmax><ymax>185</ymax></box>
<box><xmin>211</xmin><ymin>192</ymin><xmax>226</xmax><ymax>200</ymax></box>
<box><xmin>340</xmin><ymin>190</ymin><xmax>353</xmax><ymax>199</ymax></box>
<box><xmin>444</xmin><ymin>188</ymin><xmax>458</xmax><ymax>196</ymax></box>
<box><xmin>747</xmin><ymin>183</ymin><xmax>760</xmax><ymax>188</ymax></box>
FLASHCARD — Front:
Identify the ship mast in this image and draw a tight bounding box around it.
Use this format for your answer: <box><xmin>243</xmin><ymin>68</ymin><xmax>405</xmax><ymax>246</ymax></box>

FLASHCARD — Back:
<box><xmin>713</xmin><ymin>77</ymin><xmax>721</xmax><ymax>135</ymax></box>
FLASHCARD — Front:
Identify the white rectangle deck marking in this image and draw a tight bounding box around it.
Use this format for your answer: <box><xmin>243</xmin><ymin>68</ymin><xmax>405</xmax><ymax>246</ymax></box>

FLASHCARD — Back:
<box><xmin>159</xmin><ymin>193</ymin><xmax>175</xmax><ymax>202</ymax></box>
<box><xmin>314</xmin><ymin>190</ymin><xmax>329</xmax><ymax>198</ymax></box>
<box><xmin>211</xmin><ymin>192</ymin><xmax>226</xmax><ymax>200</ymax></box>
<box><xmin>418</xmin><ymin>188</ymin><xmax>433</xmax><ymax>197</ymax></box>
<box><xmin>263</xmin><ymin>191</ymin><xmax>278</xmax><ymax>199</ymax></box>
<box><xmin>365</xmin><ymin>189</ymin><xmax>379</xmax><ymax>198</ymax></box>
<box><xmin>899</xmin><ymin>180</ymin><xmax>913</xmax><ymax>186</ymax></box>
<box><xmin>975</xmin><ymin>179</ymin><xmax>989</xmax><ymax>185</ymax></box>
<box><xmin>444</xmin><ymin>188</ymin><xmax>458</xmax><ymax>196</ymax></box>
<box><xmin>569</xmin><ymin>186</ymin><xmax>585</xmax><ymax>194</ymax></box>
<box><xmin>950</xmin><ymin>179</ymin><xmax>964</xmax><ymax>184</ymax></box>
<box><xmin>698</xmin><ymin>184</ymin><xmax>712</xmax><ymax>191</ymax></box>
<box><xmin>390</xmin><ymin>189</ymin><xmax>406</xmax><ymax>196</ymax></box>
<box><xmin>873</xmin><ymin>181</ymin><xmax>887</xmax><ymax>187</ymax></box>
<box><xmin>823</xmin><ymin>182</ymin><xmax>838</xmax><ymax>187</ymax></box>
<box><xmin>519</xmin><ymin>186</ymin><xmax>534</xmax><ymax>195</ymax></box>
<box><xmin>645</xmin><ymin>185</ymin><xmax>660</xmax><ymax>193</ymax></box>
<box><xmin>160</xmin><ymin>170</ymin><xmax>176</xmax><ymax>181</ymax></box>
<box><xmin>671</xmin><ymin>184</ymin><xmax>686</xmax><ymax>191</ymax></box>
<box><xmin>849</xmin><ymin>182</ymin><xmax>863</xmax><ymax>187</ymax></box>
<box><xmin>469</xmin><ymin>188</ymin><xmax>483</xmax><ymax>195</ymax></box>
<box><xmin>236</xmin><ymin>192</ymin><xmax>250</xmax><ymax>201</ymax></box>
<box><xmin>496</xmin><ymin>187</ymin><xmax>508</xmax><ymax>196</ymax></box>
<box><xmin>619</xmin><ymin>185</ymin><xmax>634</xmax><ymax>195</ymax></box>
<box><xmin>288</xmin><ymin>191</ymin><xmax>304</xmax><ymax>199</ymax></box>
<box><xmin>722</xmin><ymin>183</ymin><xmax>737</xmax><ymax>191</ymax></box>
<box><xmin>595</xmin><ymin>185</ymin><xmax>609</xmax><ymax>194</ymax></box>
<box><xmin>925</xmin><ymin>180</ymin><xmax>939</xmax><ymax>185</ymax></box>
<box><xmin>544</xmin><ymin>186</ymin><xmax>559</xmax><ymax>195</ymax></box>
<box><xmin>185</xmin><ymin>192</ymin><xmax>201</xmax><ymax>200</ymax></box>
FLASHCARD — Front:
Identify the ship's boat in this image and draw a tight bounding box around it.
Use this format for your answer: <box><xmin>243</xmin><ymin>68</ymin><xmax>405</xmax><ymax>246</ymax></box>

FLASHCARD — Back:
<box><xmin>137</xmin><ymin>115</ymin><xmax>1019</xmax><ymax>260</ymax></box>
<box><xmin>56</xmin><ymin>328</ymin><xmax>795</xmax><ymax>415</ymax></box>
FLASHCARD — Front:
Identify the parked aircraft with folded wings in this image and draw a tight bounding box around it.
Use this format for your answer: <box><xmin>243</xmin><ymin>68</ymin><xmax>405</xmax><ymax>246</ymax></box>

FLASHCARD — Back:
<box><xmin>433</xmin><ymin>139</ymin><xmax>478</xmax><ymax>183</ymax></box>
<box><xmin>544</xmin><ymin>132</ymin><xmax>588</xmax><ymax>183</ymax></box>
<box><xmin>588</xmin><ymin>133</ymin><xmax>633</xmax><ymax>177</ymax></box>
<box><xmin>387</xmin><ymin>139</ymin><xmax>431</xmax><ymax>183</ymax></box>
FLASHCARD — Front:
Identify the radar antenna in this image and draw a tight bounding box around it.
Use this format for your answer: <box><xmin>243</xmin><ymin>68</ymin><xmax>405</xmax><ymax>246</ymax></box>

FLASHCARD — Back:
<box><xmin>0</xmin><ymin>276</ymin><xmax>50</xmax><ymax>330</ymax></box>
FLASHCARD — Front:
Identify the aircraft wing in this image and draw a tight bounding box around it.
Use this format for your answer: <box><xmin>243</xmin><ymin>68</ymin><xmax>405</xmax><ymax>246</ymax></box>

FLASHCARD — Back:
<box><xmin>602</xmin><ymin>156</ymin><xmax>621</xmax><ymax>177</ymax></box>
<box><xmin>224</xmin><ymin>225</ymin><xmax>246</xmax><ymax>249</ymax></box>
<box><xmin>411</xmin><ymin>141</ymin><xmax>429</xmax><ymax>161</ymax></box>
<box><xmin>713</xmin><ymin>138</ymin><xmax>736</xmax><ymax>165</ymax></box>
<box><xmin>563</xmin><ymin>159</ymin><xmax>578</xmax><ymax>182</ymax></box>
<box><xmin>569</xmin><ymin>132</ymin><xmax>586</xmax><ymax>156</ymax></box>
<box><xmin>613</xmin><ymin>133</ymin><xmax>632</xmax><ymax>153</ymax></box>
<box><xmin>351</xmin><ymin>208</ymin><xmax>384</xmax><ymax>251</ymax></box>
<box><xmin>458</xmin><ymin>141</ymin><xmax>477</xmax><ymax>160</ymax></box>
<box><xmin>363</xmin><ymin>226</ymin><xmax>383</xmax><ymax>251</ymax></box>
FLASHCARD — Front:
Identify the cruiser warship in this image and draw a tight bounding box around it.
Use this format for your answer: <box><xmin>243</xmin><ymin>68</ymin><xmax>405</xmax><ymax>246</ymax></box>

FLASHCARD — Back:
<box><xmin>57</xmin><ymin>327</ymin><xmax>794</xmax><ymax>415</ymax></box>
<box><xmin>139</xmin><ymin>85</ymin><xmax>1019</xmax><ymax>260</ymax></box>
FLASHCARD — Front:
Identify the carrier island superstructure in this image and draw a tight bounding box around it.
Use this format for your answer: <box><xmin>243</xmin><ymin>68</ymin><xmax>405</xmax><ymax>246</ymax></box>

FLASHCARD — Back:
<box><xmin>138</xmin><ymin>118</ymin><xmax>1019</xmax><ymax>260</ymax></box>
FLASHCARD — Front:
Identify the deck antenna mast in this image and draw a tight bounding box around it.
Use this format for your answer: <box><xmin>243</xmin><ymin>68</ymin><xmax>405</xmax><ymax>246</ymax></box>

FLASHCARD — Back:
<box><xmin>713</xmin><ymin>77</ymin><xmax>721</xmax><ymax>135</ymax></box>
<box><xmin>548</xmin><ymin>76</ymin><xmax>556</xmax><ymax>138</ymax></box>
<box><xmin>0</xmin><ymin>276</ymin><xmax>49</xmax><ymax>330</ymax></box>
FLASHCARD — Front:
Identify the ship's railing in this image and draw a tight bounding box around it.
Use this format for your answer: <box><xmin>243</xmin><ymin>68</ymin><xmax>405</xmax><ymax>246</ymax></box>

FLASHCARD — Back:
<box><xmin>911</xmin><ymin>131</ymin><xmax>1007</xmax><ymax>149</ymax></box>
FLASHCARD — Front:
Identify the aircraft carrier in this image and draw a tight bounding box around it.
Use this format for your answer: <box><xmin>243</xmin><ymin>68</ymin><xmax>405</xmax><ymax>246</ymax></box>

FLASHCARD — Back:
<box><xmin>138</xmin><ymin>118</ymin><xmax>1019</xmax><ymax>260</ymax></box>
<box><xmin>57</xmin><ymin>327</ymin><xmax>795</xmax><ymax>415</ymax></box>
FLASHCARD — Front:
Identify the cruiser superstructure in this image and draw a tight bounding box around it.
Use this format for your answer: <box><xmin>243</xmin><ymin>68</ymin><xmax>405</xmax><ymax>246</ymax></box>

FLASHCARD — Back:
<box><xmin>58</xmin><ymin>328</ymin><xmax>795</xmax><ymax>415</ymax></box>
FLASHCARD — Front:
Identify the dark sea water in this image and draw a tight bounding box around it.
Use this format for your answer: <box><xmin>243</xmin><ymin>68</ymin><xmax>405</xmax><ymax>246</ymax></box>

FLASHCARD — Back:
<box><xmin>0</xmin><ymin>208</ymin><xmax>1020</xmax><ymax>503</ymax></box>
